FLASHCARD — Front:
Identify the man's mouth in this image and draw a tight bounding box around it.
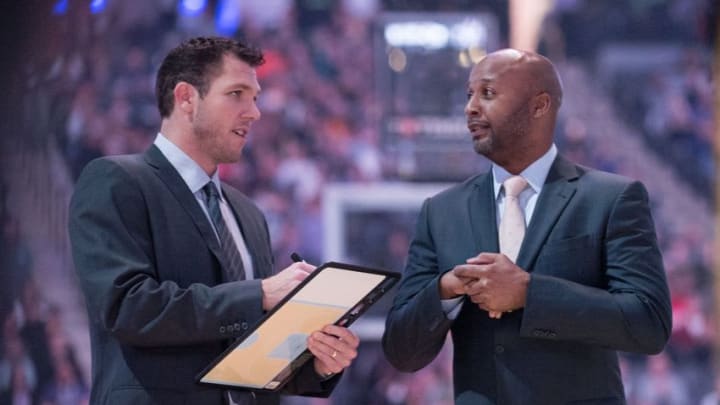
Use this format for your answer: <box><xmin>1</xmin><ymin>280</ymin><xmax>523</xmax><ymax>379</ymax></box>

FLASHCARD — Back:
<box><xmin>232</xmin><ymin>128</ymin><xmax>248</xmax><ymax>137</ymax></box>
<box><xmin>468</xmin><ymin>120</ymin><xmax>490</xmax><ymax>136</ymax></box>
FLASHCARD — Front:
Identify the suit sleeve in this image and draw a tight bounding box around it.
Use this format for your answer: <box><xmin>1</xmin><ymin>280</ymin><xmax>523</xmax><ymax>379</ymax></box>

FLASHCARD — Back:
<box><xmin>520</xmin><ymin>181</ymin><xmax>672</xmax><ymax>354</ymax></box>
<box><xmin>69</xmin><ymin>158</ymin><xmax>264</xmax><ymax>347</ymax></box>
<box><xmin>382</xmin><ymin>199</ymin><xmax>455</xmax><ymax>372</ymax></box>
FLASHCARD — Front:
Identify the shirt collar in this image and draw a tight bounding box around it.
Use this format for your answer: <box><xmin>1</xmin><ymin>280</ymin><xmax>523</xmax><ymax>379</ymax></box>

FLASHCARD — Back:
<box><xmin>492</xmin><ymin>143</ymin><xmax>558</xmax><ymax>198</ymax></box>
<box><xmin>153</xmin><ymin>133</ymin><xmax>222</xmax><ymax>197</ymax></box>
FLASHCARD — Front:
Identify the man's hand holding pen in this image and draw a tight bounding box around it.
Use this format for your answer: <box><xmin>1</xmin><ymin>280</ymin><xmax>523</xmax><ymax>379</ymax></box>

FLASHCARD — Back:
<box><xmin>260</xmin><ymin>256</ymin><xmax>315</xmax><ymax>311</ymax></box>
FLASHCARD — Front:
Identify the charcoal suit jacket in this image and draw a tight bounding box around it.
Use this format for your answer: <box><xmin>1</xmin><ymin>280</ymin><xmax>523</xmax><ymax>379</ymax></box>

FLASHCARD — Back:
<box><xmin>382</xmin><ymin>155</ymin><xmax>672</xmax><ymax>405</ymax></box>
<box><xmin>69</xmin><ymin>145</ymin><xmax>335</xmax><ymax>405</ymax></box>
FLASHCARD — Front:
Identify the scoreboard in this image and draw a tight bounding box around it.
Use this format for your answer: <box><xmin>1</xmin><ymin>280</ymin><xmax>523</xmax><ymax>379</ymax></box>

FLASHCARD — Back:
<box><xmin>374</xmin><ymin>12</ymin><xmax>500</xmax><ymax>181</ymax></box>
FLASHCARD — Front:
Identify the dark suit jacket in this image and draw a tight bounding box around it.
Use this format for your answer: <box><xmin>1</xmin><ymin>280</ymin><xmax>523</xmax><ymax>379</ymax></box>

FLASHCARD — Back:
<box><xmin>382</xmin><ymin>155</ymin><xmax>672</xmax><ymax>405</ymax></box>
<box><xmin>69</xmin><ymin>146</ymin><xmax>334</xmax><ymax>405</ymax></box>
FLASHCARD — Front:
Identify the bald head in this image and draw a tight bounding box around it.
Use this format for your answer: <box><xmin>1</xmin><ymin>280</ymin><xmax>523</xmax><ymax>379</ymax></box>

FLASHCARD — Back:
<box><xmin>480</xmin><ymin>49</ymin><xmax>563</xmax><ymax>110</ymax></box>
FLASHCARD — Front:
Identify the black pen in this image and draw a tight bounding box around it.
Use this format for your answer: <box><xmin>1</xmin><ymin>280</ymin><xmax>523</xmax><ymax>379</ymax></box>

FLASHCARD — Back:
<box><xmin>290</xmin><ymin>252</ymin><xmax>305</xmax><ymax>263</ymax></box>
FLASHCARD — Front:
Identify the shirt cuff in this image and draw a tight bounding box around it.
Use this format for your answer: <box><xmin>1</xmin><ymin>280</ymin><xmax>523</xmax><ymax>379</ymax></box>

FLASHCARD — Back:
<box><xmin>440</xmin><ymin>296</ymin><xmax>464</xmax><ymax>320</ymax></box>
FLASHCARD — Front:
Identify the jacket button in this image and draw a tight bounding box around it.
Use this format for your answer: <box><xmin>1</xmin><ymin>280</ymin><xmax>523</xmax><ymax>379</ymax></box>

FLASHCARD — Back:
<box><xmin>549</xmin><ymin>332</ymin><xmax>557</xmax><ymax>338</ymax></box>
<box><xmin>533</xmin><ymin>330</ymin><xmax>542</xmax><ymax>337</ymax></box>
<box><xmin>241</xmin><ymin>322</ymin><xmax>248</xmax><ymax>330</ymax></box>
<box><xmin>495</xmin><ymin>345</ymin><xmax>504</xmax><ymax>354</ymax></box>
<box><xmin>219</xmin><ymin>326</ymin><xmax>226</xmax><ymax>333</ymax></box>
<box><xmin>234</xmin><ymin>323</ymin><xmax>241</xmax><ymax>331</ymax></box>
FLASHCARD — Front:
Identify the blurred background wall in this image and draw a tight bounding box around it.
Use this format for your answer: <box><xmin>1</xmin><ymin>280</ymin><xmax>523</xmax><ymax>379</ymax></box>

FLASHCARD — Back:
<box><xmin>0</xmin><ymin>1</ymin><xmax>717</xmax><ymax>404</ymax></box>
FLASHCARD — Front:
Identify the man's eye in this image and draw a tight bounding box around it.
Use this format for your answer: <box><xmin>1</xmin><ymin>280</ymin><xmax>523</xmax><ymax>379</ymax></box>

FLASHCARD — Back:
<box><xmin>482</xmin><ymin>88</ymin><xmax>495</xmax><ymax>97</ymax></box>
<box><xmin>230</xmin><ymin>90</ymin><xmax>242</xmax><ymax>96</ymax></box>
<box><xmin>466</xmin><ymin>91</ymin><xmax>473</xmax><ymax>100</ymax></box>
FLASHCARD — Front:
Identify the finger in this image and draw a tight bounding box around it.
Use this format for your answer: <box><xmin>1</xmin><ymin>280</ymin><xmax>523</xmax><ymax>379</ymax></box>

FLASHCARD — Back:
<box><xmin>467</xmin><ymin>292</ymin><xmax>486</xmax><ymax>305</ymax></box>
<box><xmin>453</xmin><ymin>264</ymin><xmax>485</xmax><ymax>279</ymax></box>
<box><xmin>489</xmin><ymin>311</ymin><xmax>503</xmax><ymax>319</ymax></box>
<box><xmin>311</xmin><ymin>331</ymin><xmax>357</xmax><ymax>360</ymax></box>
<box><xmin>308</xmin><ymin>334</ymin><xmax>352</xmax><ymax>371</ymax></box>
<box><xmin>286</xmin><ymin>267</ymin><xmax>310</xmax><ymax>282</ymax></box>
<box><xmin>294</xmin><ymin>261</ymin><xmax>316</xmax><ymax>273</ymax></box>
<box><xmin>464</xmin><ymin>277</ymin><xmax>488</xmax><ymax>295</ymax></box>
<box><xmin>323</xmin><ymin>325</ymin><xmax>359</xmax><ymax>348</ymax></box>
<box><xmin>456</xmin><ymin>275</ymin><xmax>475</xmax><ymax>286</ymax></box>
<box><xmin>466</xmin><ymin>252</ymin><xmax>497</xmax><ymax>264</ymax></box>
<box><xmin>307</xmin><ymin>333</ymin><xmax>339</xmax><ymax>360</ymax></box>
<box><xmin>311</xmin><ymin>349</ymin><xmax>344</xmax><ymax>374</ymax></box>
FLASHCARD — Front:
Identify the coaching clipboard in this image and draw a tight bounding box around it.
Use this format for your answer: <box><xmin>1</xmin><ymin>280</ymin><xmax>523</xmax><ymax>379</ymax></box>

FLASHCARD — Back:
<box><xmin>196</xmin><ymin>261</ymin><xmax>399</xmax><ymax>392</ymax></box>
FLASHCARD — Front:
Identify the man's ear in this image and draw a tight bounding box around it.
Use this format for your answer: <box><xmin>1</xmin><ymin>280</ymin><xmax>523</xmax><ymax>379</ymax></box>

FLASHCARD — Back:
<box><xmin>532</xmin><ymin>92</ymin><xmax>551</xmax><ymax>118</ymax></box>
<box><xmin>173</xmin><ymin>82</ymin><xmax>198</xmax><ymax>115</ymax></box>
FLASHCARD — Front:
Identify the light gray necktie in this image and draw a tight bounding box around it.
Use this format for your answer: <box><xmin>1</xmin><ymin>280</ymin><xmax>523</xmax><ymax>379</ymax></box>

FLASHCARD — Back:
<box><xmin>499</xmin><ymin>176</ymin><xmax>529</xmax><ymax>263</ymax></box>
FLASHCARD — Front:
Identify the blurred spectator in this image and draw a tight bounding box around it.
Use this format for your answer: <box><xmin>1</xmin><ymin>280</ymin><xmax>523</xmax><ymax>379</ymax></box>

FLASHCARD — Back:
<box><xmin>0</xmin><ymin>217</ymin><xmax>33</xmax><ymax>322</ymax></box>
<box><xmin>1</xmin><ymin>317</ymin><xmax>38</xmax><ymax>405</ymax></box>
<box><xmin>38</xmin><ymin>359</ymin><xmax>88</xmax><ymax>405</ymax></box>
<box><xmin>635</xmin><ymin>353</ymin><xmax>690</xmax><ymax>405</ymax></box>
<box><xmin>700</xmin><ymin>375</ymin><xmax>720</xmax><ymax>405</ymax></box>
<box><xmin>18</xmin><ymin>281</ymin><xmax>54</xmax><ymax>394</ymax></box>
<box><xmin>613</xmin><ymin>47</ymin><xmax>714</xmax><ymax>196</ymax></box>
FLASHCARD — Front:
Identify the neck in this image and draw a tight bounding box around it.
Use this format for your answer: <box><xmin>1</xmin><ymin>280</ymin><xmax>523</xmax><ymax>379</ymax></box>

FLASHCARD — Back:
<box><xmin>495</xmin><ymin>141</ymin><xmax>552</xmax><ymax>175</ymax></box>
<box><xmin>501</xmin><ymin>161</ymin><xmax>532</xmax><ymax>175</ymax></box>
<box><xmin>159</xmin><ymin>119</ymin><xmax>217</xmax><ymax>176</ymax></box>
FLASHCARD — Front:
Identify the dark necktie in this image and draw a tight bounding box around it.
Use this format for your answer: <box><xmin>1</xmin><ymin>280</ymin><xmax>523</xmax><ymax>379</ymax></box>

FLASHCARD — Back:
<box><xmin>202</xmin><ymin>182</ymin><xmax>245</xmax><ymax>281</ymax></box>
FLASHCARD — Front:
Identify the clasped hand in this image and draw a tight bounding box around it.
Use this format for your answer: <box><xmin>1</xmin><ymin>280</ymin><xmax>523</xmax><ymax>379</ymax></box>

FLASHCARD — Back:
<box><xmin>440</xmin><ymin>252</ymin><xmax>530</xmax><ymax>319</ymax></box>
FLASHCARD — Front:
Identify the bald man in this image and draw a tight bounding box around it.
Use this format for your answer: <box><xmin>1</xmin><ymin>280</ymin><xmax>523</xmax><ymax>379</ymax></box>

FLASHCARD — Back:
<box><xmin>382</xmin><ymin>49</ymin><xmax>671</xmax><ymax>404</ymax></box>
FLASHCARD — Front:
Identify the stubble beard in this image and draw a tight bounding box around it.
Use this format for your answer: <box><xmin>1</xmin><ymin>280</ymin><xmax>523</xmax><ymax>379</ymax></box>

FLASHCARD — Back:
<box><xmin>473</xmin><ymin>133</ymin><xmax>494</xmax><ymax>157</ymax></box>
<box><xmin>193</xmin><ymin>107</ymin><xmax>242</xmax><ymax>165</ymax></box>
<box><xmin>475</xmin><ymin>103</ymin><xmax>532</xmax><ymax>166</ymax></box>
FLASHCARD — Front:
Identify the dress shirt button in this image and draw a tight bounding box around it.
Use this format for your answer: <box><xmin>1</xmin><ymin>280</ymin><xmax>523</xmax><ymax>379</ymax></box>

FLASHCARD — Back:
<box><xmin>495</xmin><ymin>345</ymin><xmax>505</xmax><ymax>354</ymax></box>
<box><xmin>219</xmin><ymin>326</ymin><xmax>226</xmax><ymax>333</ymax></box>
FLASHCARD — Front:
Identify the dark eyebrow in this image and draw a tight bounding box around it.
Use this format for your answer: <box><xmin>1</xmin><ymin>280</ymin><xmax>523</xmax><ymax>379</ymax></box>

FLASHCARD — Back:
<box><xmin>225</xmin><ymin>83</ymin><xmax>261</xmax><ymax>94</ymax></box>
<box><xmin>228</xmin><ymin>84</ymin><xmax>252</xmax><ymax>91</ymax></box>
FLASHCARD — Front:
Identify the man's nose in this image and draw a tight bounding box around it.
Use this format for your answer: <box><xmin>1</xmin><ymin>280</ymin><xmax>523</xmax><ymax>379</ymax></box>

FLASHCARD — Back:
<box><xmin>247</xmin><ymin>101</ymin><xmax>261</xmax><ymax>121</ymax></box>
<box><xmin>464</xmin><ymin>97</ymin><xmax>480</xmax><ymax>116</ymax></box>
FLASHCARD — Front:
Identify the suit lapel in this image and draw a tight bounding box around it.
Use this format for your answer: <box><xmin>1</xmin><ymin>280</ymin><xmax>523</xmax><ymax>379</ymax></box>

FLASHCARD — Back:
<box><xmin>516</xmin><ymin>155</ymin><xmax>579</xmax><ymax>270</ymax></box>
<box><xmin>143</xmin><ymin>146</ymin><xmax>230</xmax><ymax>273</ymax></box>
<box><xmin>469</xmin><ymin>172</ymin><xmax>499</xmax><ymax>254</ymax></box>
<box><xmin>221</xmin><ymin>186</ymin><xmax>272</xmax><ymax>279</ymax></box>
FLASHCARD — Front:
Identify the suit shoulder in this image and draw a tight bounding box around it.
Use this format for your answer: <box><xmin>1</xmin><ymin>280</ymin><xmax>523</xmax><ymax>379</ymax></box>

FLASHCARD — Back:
<box><xmin>576</xmin><ymin>166</ymin><xmax>643</xmax><ymax>193</ymax></box>
<box><xmin>573</xmin><ymin>166</ymin><xmax>653</xmax><ymax>208</ymax></box>
<box><xmin>72</xmin><ymin>154</ymin><xmax>148</xmax><ymax>205</ymax></box>
<box><xmin>77</xmin><ymin>153</ymin><xmax>147</xmax><ymax>181</ymax></box>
